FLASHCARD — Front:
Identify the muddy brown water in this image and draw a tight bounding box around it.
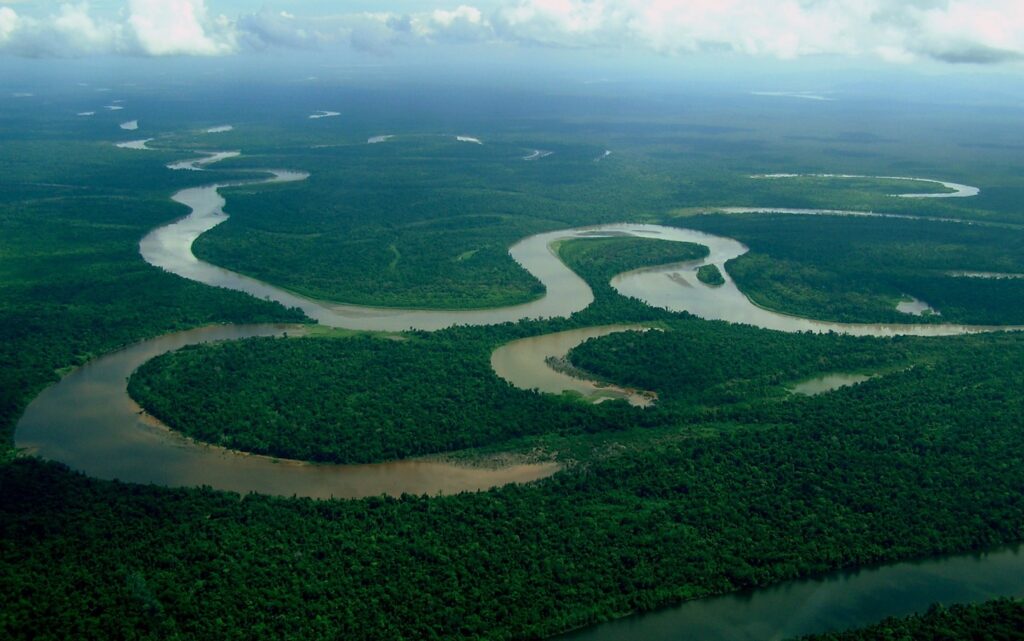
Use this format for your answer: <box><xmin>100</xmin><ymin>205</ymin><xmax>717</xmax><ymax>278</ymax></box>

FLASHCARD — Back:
<box><xmin>18</xmin><ymin>158</ymin><xmax>1024</xmax><ymax>638</ymax></box>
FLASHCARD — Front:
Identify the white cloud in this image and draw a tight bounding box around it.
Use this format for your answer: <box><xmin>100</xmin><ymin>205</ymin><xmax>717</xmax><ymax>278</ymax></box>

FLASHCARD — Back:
<box><xmin>423</xmin><ymin>5</ymin><xmax>491</xmax><ymax>42</ymax></box>
<box><xmin>0</xmin><ymin>4</ymin><xmax>126</xmax><ymax>56</ymax></box>
<box><xmin>485</xmin><ymin>0</ymin><xmax>1024</xmax><ymax>64</ymax></box>
<box><xmin>53</xmin><ymin>3</ymin><xmax>123</xmax><ymax>53</ymax></box>
<box><xmin>0</xmin><ymin>0</ymin><xmax>1022</xmax><ymax>65</ymax></box>
<box><xmin>0</xmin><ymin>1</ymin><xmax>236</xmax><ymax>57</ymax></box>
<box><xmin>493</xmin><ymin>0</ymin><xmax>623</xmax><ymax>46</ymax></box>
<box><xmin>907</xmin><ymin>0</ymin><xmax>1024</xmax><ymax>63</ymax></box>
<box><xmin>432</xmin><ymin>5</ymin><xmax>484</xmax><ymax>27</ymax></box>
<box><xmin>0</xmin><ymin>8</ymin><xmax>20</xmax><ymax>44</ymax></box>
<box><xmin>128</xmin><ymin>0</ymin><xmax>236</xmax><ymax>56</ymax></box>
<box><xmin>236</xmin><ymin>11</ymin><xmax>318</xmax><ymax>50</ymax></box>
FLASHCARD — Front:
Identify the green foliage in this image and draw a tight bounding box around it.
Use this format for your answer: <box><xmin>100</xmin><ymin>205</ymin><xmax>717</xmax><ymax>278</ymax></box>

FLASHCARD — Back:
<box><xmin>556</xmin><ymin>236</ymin><xmax>709</xmax><ymax>280</ymax></box>
<box><xmin>191</xmin><ymin>137</ymin><xmax>677</xmax><ymax>309</ymax></box>
<box><xmin>126</xmin><ymin>236</ymin><xmax>711</xmax><ymax>464</ymax></box>
<box><xmin>553</xmin><ymin>236</ymin><xmax>711</xmax><ymax>326</ymax></box>
<box><xmin>5</xmin><ymin>332</ymin><xmax>1024</xmax><ymax>640</ymax></box>
<box><xmin>6</xmin><ymin>81</ymin><xmax>1024</xmax><ymax>641</ymax></box>
<box><xmin>796</xmin><ymin>598</ymin><xmax>1024</xmax><ymax>641</ymax></box>
<box><xmin>0</xmin><ymin>176</ymin><xmax>306</xmax><ymax>455</ymax></box>
<box><xmin>696</xmin><ymin>264</ymin><xmax>725</xmax><ymax>286</ymax></box>
<box><xmin>681</xmin><ymin>214</ymin><xmax>1024</xmax><ymax>324</ymax></box>
<box><xmin>568</xmin><ymin>319</ymin><xmax>915</xmax><ymax>407</ymax></box>
<box><xmin>129</xmin><ymin>334</ymin><xmax>625</xmax><ymax>464</ymax></box>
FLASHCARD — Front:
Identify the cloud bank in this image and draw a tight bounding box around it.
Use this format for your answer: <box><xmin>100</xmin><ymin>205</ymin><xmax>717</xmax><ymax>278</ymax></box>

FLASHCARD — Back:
<box><xmin>1</xmin><ymin>0</ymin><xmax>1023</xmax><ymax>65</ymax></box>
<box><xmin>0</xmin><ymin>1</ymin><xmax>235</xmax><ymax>57</ymax></box>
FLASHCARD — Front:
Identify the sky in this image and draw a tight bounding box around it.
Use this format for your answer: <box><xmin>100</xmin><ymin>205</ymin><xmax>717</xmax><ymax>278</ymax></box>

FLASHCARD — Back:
<box><xmin>1</xmin><ymin>0</ymin><xmax>1023</xmax><ymax>69</ymax></box>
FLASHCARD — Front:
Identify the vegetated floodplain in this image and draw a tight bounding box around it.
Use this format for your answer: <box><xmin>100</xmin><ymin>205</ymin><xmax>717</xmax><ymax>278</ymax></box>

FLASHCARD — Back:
<box><xmin>680</xmin><ymin>213</ymin><xmax>1024</xmax><ymax>325</ymax></box>
<box><xmin>790</xmin><ymin>373</ymin><xmax>873</xmax><ymax>396</ymax></box>
<box><xmin>566</xmin><ymin>318</ymin><xmax>916</xmax><ymax>408</ymax></box>
<box><xmin>126</xmin><ymin>236</ymin><xmax>712</xmax><ymax>464</ymax></box>
<box><xmin>794</xmin><ymin>598</ymin><xmax>1024</xmax><ymax>641</ymax></box>
<box><xmin>5</xmin><ymin>76</ymin><xmax>1024</xmax><ymax>641</ymax></box>
<box><xmin>190</xmin><ymin>135</ymin><xmax>664</xmax><ymax>309</ymax></box>
<box><xmin>555</xmin><ymin>236</ymin><xmax>709</xmax><ymax>288</ymax></box>
<box><xmin>696</xmin><ymin>264</ymin><xmax>725</xmax><ymax>286</ymax></box>
<box><xmin>127</xmin><ymin>333</ymin><xmax>619</xmax><ymax>465</ymax></box>
<box><xmin>0</xmin><ymin>140</ymin><xmax>307</xmax><ymax>453</ymax></box>
<box><xmin>7</xmin><ymin>328</ymin><xmax>1024</xmax><ymax>640</ymax></box>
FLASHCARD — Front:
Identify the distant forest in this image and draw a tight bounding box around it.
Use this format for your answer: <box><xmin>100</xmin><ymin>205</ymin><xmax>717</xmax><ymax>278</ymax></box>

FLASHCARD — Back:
<box><xmin>4</xmin><ymin>80</ymin><xmax>1024</xmax><ymax>640</ymax></box>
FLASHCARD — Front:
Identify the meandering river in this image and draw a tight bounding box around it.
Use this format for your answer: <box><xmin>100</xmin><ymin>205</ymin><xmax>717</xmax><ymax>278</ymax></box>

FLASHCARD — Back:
<box><xmin>15</xmin><ymin>149</ymin><xmax>1024</xmax><ymax>639</ymax></box>
<box><xmin>14</xmin><ymin>324</ymin><xmax>559</xmax><ymax>499</ymax></box>
<box><xmin>22</xmin><ymin>149</ymin><xmax>1024</xmax><ymax>493</ymax></box>
<box><xmin>22</xmin><ymin>150</ymin><xmax>1023</xmax><ymax>496</ymax></box>
<box><xmin>138</xmin><ymin>170</ymin><xmax>1021</xmax><ymax>336</ymax></box>
<box><xmin>491</xmin><ymin>325</ymin><xmax>658</xmax><ymax>406</ymax></box>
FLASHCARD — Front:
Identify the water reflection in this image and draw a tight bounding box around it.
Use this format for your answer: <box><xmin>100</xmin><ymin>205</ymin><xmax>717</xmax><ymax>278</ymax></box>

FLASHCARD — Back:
<box><xmin>561</xmin><ymin>546</ymin><xmax>1024</xmax><ymax>641</ymax></box>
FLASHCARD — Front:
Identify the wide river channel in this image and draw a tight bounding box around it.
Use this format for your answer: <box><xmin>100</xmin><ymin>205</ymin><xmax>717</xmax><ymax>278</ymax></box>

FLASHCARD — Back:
<box><xmin>15</xmin><ymin>152</ymin><xmax>1024</xmax><ymax>639</ymax></box>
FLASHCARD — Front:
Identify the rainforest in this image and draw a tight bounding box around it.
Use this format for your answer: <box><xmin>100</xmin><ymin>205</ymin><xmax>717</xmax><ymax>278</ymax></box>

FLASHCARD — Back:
<box><xmin>4</xmin><ymin>15</ymin><xmax>1024</xmax><ymax>640</ymax></box>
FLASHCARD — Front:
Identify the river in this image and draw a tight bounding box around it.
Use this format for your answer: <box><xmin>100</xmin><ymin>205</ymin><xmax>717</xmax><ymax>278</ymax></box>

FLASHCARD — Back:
<box><xmin>562</xmin><ymin>545</ymin><xmax>1024</xmax><ymax>641</ymax></box>
<box><xmin>138</xmin><ymin>157</ymin><xmax>1022</xmax><ymax>336</ymax></box>
<box><xmin>16</xmin><ymin>150</ymin><xmax>1024</xmax><ymax>639</ymax></box>
<box><xmin>24</xmin><ymin>151</ymin><xmax>1024</xmax><ymax>496</ymax></box>
<box><xmin>14</xmin><ymin>324</ymin><xmax>559</xmax><ymax>499</ymax></box>
<box><xmin>491</xmin><ymin>325</ymin><xmax>657</xmax><ymax>406</ymax></box>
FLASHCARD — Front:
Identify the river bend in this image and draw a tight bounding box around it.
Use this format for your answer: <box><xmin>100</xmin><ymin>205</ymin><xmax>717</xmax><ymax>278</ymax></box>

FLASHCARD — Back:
<box><xmin>139</xmin><ymin>159</ymin><xmax>1019</xmax><ymax>337</ymax></box>
<box><xmin>20</xmin><ymin>153</ymin><xmax>1022</xmax><ymax>498</ymax></box>
<box><xmin>16</xmin><ymin>150</ymin><xmax>1024</xmax><ymax>639</ymax></box>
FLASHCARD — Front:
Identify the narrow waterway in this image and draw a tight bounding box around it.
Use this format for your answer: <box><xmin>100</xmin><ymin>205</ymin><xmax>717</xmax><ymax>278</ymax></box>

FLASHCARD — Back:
<box><xmin>23</xmin><ymin>154</ymin><xmax>1019</xmax><ymax>497</ymax></box>
<box><xmin>138</xmin><ymin>153</ymin><xmax>1021</xmax><ymax>336</ymax></box>
<box><xmin>16</xmin><ymin>152</ymin><xmax>1024</xmax><ymax>639</ymax></box>
<box><xmin>751</xmin><ymin>173</ymin><xmax>980</xmax><ymax>198</ymax></box>
<box><xmin>561</xmin><ymin>545</ymin><xmax>1024</xmax><ymax>641</ymax></box>
<box><xmin>491</xmin><ymin>325</ymin><xmax>657</xmax><ymax>406</ymax></box>
<box><xmin>610</xmin><ymin>254</ymin><xmax>1019</xmax><ymax>337</ymax></box>
<box><xmin>14</xmin><ymin>324</ymin><xmax>560</xmax><ymax>499</ymax></box>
